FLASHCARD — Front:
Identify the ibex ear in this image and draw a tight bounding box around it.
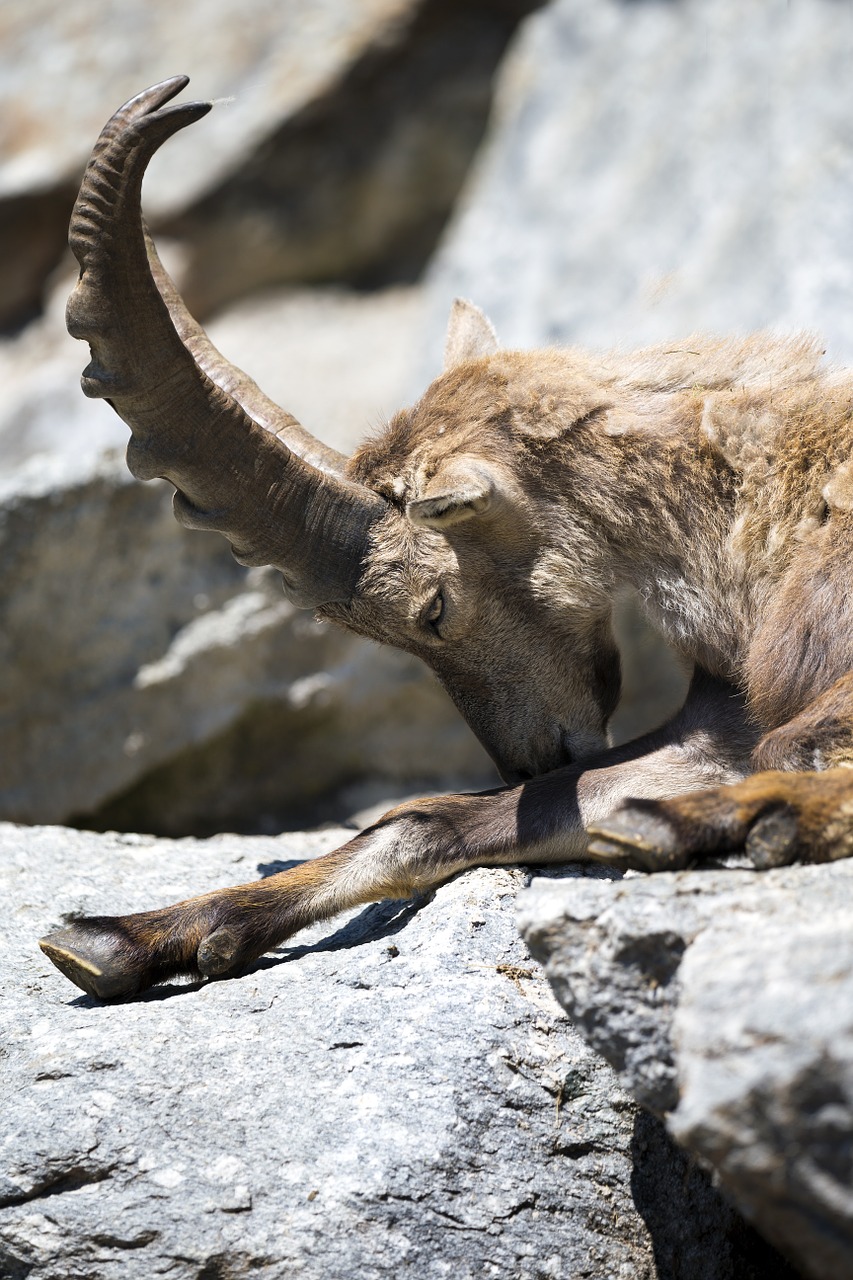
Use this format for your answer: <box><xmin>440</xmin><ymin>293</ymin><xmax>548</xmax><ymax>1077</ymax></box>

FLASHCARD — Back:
<box><xmin>406</xmin><ymin>456</ymin><xmax>497</xmax><ymax>529</ymax></box>
<box><xmin>443</xmin><ymin>298</ymin><xmax>499</xmax><ymax>372</ymax></box>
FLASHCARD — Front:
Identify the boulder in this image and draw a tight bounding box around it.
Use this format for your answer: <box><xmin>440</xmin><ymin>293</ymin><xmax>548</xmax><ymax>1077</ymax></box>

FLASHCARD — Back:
<box><xmin>0</xmin><ymin>444</ymin><xmax>494</xmax><ymax>833</ymax></box>
<box><xmin>161</xmin><ymin>0</ymin><xmax>544</xmax><ymax>318</ymax></box>
<box><xmin>0</xmin><ymin>0</ymin><xmax>539</xmax><ymax>329</ymax></box>
<box><xmin>424</xmin><ymin>0</ymin><xmax>853</xmax><ymax>361</ymax></box>
<box><xmin>0</xmin><ymin>0</ymin><xmax>417</xmax><ymax>330</ymax></box>
<box><xmin>0</xmin><ymin>824</ymin><xmax>794</xmax><ymax>1279</ymax></box>
<box><xmin>520</xmin><ymin>860</ymin><xmax>853</xmax><ymax>1280</ymax></box>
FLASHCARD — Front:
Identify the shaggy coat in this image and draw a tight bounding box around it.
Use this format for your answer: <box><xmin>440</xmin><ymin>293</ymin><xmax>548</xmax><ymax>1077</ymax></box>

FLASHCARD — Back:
<box><xmin>39</xmin><ymin>78</ymin><xmax>853</xmax><ymax>999</ymax></box>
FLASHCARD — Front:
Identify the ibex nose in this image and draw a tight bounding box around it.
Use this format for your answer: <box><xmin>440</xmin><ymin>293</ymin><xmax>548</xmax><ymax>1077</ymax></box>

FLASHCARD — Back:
<box><xmin>495</xmin><ymin>730</ymin><xmax>579</xmax><ymax>788</ymax></box>
<box><xmin>500</xmin><ymin>754</ymin><xmax>574</xmax><ymax>788</ymax></box>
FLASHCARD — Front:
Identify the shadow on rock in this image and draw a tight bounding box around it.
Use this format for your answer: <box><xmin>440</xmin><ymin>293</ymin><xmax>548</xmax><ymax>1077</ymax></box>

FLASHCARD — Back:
<box><xmin>630</xmin><ymin>1109</ymin><xmax>803</xmax><ymax>1280</ymax></box>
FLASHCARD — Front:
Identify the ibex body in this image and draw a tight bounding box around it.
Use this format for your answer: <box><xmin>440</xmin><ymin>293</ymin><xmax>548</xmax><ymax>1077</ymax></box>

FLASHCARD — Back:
<box><xmin>41</xmin><ymin>79</ymin><xmax>853</xmax><ymax>999</ymax></box>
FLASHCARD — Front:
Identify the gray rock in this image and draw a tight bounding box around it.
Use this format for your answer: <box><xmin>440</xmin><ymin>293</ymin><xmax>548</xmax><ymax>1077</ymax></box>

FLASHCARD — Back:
<box><xmin>0</xmin><ymin>825</ymin><xmax>792</xmax><ymax>1279</ymax></box>
<box><xmin>0</xmin><ymin>0</ymin><xmax>536</xmax><ymax>328</ymax></box>
<box><xmin>520</xmin><ymin>861</ymin><xmax>853</xmax><ymax>1279</ymax></box>
<box><xmin>0</xmin><ymin>0</ymin><xmax>417</xmax><ymax>329</ymax></box>
<box><xmin>164</xmin><ymin>0</ymin><xmax>542</xmax><ymax>318</ymax></box>
<box><xmin>0</xmin><ymin>443</ymin><xmax>494</xmax><ymax>831</ymax></box>
<box><xmin>0</xmin><ymin>1</ymin><xmax>417</xmax><ymax>210</ymax></box>
<box><xmin>424</xmin><ymin>0</ymin><xmax>853</xmax><ymax>364</ymax></box>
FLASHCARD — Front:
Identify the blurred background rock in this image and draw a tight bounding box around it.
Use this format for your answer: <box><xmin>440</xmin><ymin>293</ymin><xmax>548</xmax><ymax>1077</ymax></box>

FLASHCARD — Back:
<box><xmin>2</xmin><ymin>0</ymin><xmax>851</xmax><ymax>835</ymax></box>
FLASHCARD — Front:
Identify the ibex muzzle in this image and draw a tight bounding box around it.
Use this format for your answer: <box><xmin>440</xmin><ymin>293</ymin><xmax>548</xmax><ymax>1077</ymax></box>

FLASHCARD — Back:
<box><xmin>41</xmin><ymin>79</ymin><xmax>853</xmax><ymax>999</ymax></box>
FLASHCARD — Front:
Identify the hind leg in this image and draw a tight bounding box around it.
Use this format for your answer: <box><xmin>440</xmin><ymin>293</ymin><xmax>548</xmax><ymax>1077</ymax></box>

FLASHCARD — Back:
<box><xmin>586</xmin><ymin>767</ymin><xmax>853</xmax><ymax>870</ymax></box>
<box><xmin>587</xmin><ymin>673</ymin><xmax>853</xmax><ymax>870</ymax></box>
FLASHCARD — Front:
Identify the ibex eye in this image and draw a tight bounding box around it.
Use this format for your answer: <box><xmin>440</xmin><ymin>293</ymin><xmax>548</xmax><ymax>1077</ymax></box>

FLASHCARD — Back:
<box><xmin>425</xmin><ymin>591</ymin><xmax>445</xmax><ymax>633</ymax></box>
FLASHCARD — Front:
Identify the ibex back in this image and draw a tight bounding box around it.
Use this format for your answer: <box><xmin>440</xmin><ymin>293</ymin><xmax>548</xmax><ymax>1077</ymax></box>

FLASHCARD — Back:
<box><xmin>41</xmin><ymin>78</ymin><xmax>853</xmax><ymax>999</ymax></box>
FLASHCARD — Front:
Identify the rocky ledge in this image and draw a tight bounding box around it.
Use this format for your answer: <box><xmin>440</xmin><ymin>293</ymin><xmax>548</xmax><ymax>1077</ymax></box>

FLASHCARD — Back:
<box><xmin>1</xmin><ymin>823</ymin><xmax>791</xmax><ymax>1280</ymax></box>
<box><xmin>521</xmin><ymin>860</ymin><xmax>853</xmax><ymax>1280</ymax></box>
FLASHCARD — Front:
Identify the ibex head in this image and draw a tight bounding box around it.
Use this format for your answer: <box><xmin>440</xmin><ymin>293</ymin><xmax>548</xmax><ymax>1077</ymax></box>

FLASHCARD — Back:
<box><xmin>67</xmin><ymin>78</ymin><xmax>621</xmax><ymax>787</ymax></box>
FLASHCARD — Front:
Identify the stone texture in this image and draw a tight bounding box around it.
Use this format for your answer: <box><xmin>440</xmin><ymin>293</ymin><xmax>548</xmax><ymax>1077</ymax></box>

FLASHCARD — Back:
<box><xmin>163</xmin><ymin>0</ymin><xmax>543</xmax><ymax>318</ymax></box>
<box><xmin>0</xmin><ymin>825</ymin><xmax>793</xmax><ymax>1279</ymax></box>
<box><xmin>520</xmin><ymin>861</ymin><xmax>853</xmax><ymax>1280</ymax></box>
<box><xmin>0</xmin><ymin>1</ymin><xmax>416</xmax><ymax>208</ymax></box>
<box><xmin>0</xmin><ymin>446</ymin><xmax>494</xmax><ymax>832</ymax></box>
<box><xmin>423</xmin><ymin>0</ymin><xmax>853</xmax><ymax>364</ymax></box>
<box><xmin>0</xmin><ymin>0</ymin><xmax>537</xmax><ymax>328</ymax></box>
<box><xmin>0</xmin><ymin>0</ymin><xmax>415</xmax><ymax>330</ymax></box>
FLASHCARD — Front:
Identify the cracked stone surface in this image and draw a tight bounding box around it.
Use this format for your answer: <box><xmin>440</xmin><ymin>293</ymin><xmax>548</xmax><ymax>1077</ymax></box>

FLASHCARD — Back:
<box><xmin>1</xmin><ymin>825</ymin><xmax>791</xmax><ymax>1279</ymax></box>
<box><xmin>520</xmin><ymin>861</ymin><xmax>853</xmax><ymax>1280</ymax></box>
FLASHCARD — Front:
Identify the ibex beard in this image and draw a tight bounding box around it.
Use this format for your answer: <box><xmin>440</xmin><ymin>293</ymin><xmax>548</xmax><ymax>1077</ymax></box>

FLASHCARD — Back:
<box><xmin>40</xmin><ymin>77</ymin><xmax>853</xmax><ymax>1000</ymax></box>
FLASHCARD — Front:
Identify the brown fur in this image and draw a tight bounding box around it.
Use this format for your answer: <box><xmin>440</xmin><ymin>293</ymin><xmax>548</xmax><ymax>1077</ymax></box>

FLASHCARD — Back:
<box><xmin>47</xmin><ymin>319</ymin><xmax>853</xmax><ymax>999</ymax></box>
<box><xmin>41</xmin><ymin>81</ymin><xmax>853</xmax><ymax>1000</ymax></box>
<box><xmin>333</xmin><ymin>330</ymin><xmax>853</xmax><ymax>749</ymax></box>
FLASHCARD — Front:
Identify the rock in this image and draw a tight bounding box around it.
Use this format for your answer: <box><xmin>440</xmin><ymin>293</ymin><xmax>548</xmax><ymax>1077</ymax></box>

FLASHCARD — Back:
<box><xmin>164</xmin><ymin>0</ymin><xmax>544</xmax><ymax>318</ymax></box>
<box><xmin>0</xmin><ymin>447</ymin><xmax>494</xmax><ymax>832</ymax></box>
<box><xmin>1</xmin><ymin>0</ymin><xmax>417</xmax><ymax>330</ymax></box>
<box><xmin>424</xmin><ymin>0</ymin><xmax>853</xmax><ymax>362</ymax></box>
<box><xmin>520</xmin><ymin>861</ymin><xmax>853</xmax><ymax>1279</ymax></box>
<box><xmin>0</xmin><ymin>0</ymin><xmax>538</xmax><ymax>329</ymax></box>
<box><xmin>0</xmin><ymin>824</ymin><xmax>793</xmax><ymax>1279</ymax></box>
<box><xmin>1</xmin><ymin>2</ymin><xmax>419</xmax><ymax>210</ymax></box>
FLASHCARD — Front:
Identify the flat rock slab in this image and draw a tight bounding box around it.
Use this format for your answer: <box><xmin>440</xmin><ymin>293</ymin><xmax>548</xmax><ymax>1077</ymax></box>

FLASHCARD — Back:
<box><xmin>1</xmin><ymin>823</ymin><xmax>651</xmax><ymax>1280</ymax></box>
<box><xmin>1</xmin><ymin>824</ymin><xmax>794</xmax><ymax>1279</ymax></box>
<box><xmin>521</xmin><ymin>860</ymin><xmax>853</xmax><ymax>1280</ymax></box>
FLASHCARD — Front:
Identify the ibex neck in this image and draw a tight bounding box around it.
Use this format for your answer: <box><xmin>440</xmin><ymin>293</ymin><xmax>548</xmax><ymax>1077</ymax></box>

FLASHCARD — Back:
<box><xmin>614</xmin><ymin>425</ymin><xmax>746</xmax><ymax>677</ymax></box>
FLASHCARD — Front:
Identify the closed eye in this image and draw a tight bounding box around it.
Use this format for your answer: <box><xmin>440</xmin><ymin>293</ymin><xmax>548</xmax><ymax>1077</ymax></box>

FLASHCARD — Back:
<box><xmin>424</xmin><ymin>590</ymin><xmax>445</xmax><ymax>636</ymax></box>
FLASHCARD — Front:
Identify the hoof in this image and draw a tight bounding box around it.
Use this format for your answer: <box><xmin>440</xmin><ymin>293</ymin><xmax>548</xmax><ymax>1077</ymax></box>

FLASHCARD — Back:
<box><xmin>745</xmin><ymin>806</ymin><xmax>800</xmax><ymax>869</ymax></box>
<box><xmin>197</xmin><ymin>926</ymin><xmax>245</xmax><ymax>978</ymax></box>
<box><xmin>39</xmin><ymin>925</ymin><xmax>142</xmax><ymax>1000</ymax></box>
<box><xmin>586</xmin><ymin>805</ymin><xmax>688</xmax><ymax>872</ymax></box>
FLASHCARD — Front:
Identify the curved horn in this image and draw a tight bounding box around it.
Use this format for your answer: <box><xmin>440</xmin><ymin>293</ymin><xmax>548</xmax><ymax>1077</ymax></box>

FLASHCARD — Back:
<box><xmin>143</xmin><ymin>225</ymin><xmax>349</xmax><ymax>476</ymax></box>
<box><xmin>65</xmin><ymin>77</ymin><xmax>386</xmax><ymax>607</ymax></box>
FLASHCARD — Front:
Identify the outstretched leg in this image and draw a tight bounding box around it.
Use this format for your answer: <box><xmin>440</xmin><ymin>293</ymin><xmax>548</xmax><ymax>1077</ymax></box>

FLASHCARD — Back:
<box><xmin>41</xmin><ymin>673</ymin><xmax>753</xmax><ymax>999</ymax></box>
<box><xmin>587</xmin><ymin>671</ymin><xmax>853</xmax><ymax>870</ymax></box>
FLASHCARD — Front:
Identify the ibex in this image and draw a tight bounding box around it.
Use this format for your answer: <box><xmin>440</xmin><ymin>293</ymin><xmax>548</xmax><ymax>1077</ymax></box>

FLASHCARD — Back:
<box><xmin>40</xmin><ymin>78</ymin><xmax>853</xmax><ymax>999</ymax></box>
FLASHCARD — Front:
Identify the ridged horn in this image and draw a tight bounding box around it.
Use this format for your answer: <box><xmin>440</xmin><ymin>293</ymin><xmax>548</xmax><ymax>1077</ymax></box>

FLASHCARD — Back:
<box><xmin>142</xmin><ymin>224</ymin><xmax>349</xmax><ymax>476</ymax></box>
<box><xmin>65</xmin><ymin>76</ymin><xmax>386</xmax><ymax>607</ymax></box>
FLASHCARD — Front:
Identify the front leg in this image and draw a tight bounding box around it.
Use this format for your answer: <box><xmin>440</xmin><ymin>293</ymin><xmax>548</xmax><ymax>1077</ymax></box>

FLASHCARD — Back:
<box><xmin>41</xmin><ymin>674</ymin><xmax>753</xmax><ymax>999</ymax></box>
<box><xmin>40</xmin><ymin>800</ymin><xmax>539</xmax><ymax>1000</ymax></box>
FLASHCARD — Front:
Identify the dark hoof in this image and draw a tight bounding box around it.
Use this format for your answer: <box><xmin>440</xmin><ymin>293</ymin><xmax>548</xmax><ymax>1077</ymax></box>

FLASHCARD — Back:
<box><xmin>586</xmin><ymin>805</ymin><xmax>688</xmax><ymax>872</ymax></box>
<box><xmin>39</xmin><ymin>925</ymin><xmax>142</xmax><ymax>1000</ymax></box>
<box><xmin>197</xmin><ymin>926</ymin><xmax>246</xmax><ymax>978</ymax></box>
<box><xmin>745</xmin><ymin>806</ymin><xmax>800</xmax><ymax>869</ymax></box>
